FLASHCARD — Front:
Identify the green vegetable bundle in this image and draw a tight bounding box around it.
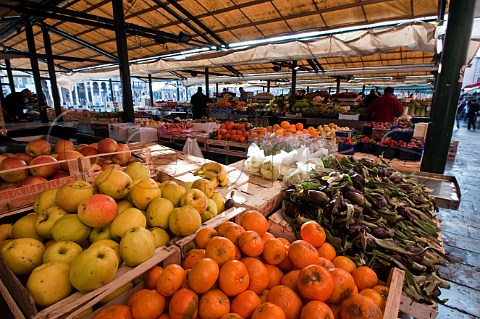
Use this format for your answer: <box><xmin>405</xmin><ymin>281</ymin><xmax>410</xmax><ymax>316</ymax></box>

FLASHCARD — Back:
<box><xmin>282</xmin><ymin>156</ymin><xmax>457</xmax><ymax>304</ymax></box>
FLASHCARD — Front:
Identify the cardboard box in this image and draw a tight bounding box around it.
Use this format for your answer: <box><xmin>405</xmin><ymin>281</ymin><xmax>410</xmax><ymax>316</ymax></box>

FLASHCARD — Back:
<box><xmin>127</xmin><ymin>127</ymin><xmax>158</xmax><ymax>143</ymax></box>
<box><xmin>108</xmin><ymin>123</ymin><xmax>138</xmax><ymax>142</ymax></box>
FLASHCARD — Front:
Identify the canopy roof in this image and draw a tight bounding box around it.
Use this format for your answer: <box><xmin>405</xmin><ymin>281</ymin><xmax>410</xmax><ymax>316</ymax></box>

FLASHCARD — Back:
<box><xmin>0</xmin><ymin>0</ymin><xmax>444</xmax><ymax>85</ymax></box>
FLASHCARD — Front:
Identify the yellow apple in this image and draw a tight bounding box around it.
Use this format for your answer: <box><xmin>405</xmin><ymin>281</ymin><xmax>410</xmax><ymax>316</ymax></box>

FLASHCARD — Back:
<box><xmin>94</xmin><ymin>168</ymin><xmax>133</xmax><ymax>200</ymax></box>
<box><xmin>180</xmin><ymin>189</ymin><xmax>208</xmax><ymax>213</ymax></box>
<box><xmin>124</xmin><ymin>162</ymin><xmax>150</xmax><ymax>180</ymax></box>
<box><xmin>110</xmin><ymin>207</ymin><xmax>146</xmax><ymax>240</ymax></box>
<box><xmin>150</xmin><ymin>227</ymin><xmax>170</xmax><ymax>247</ymax></box>
<box><xmin>146</xmin><ymin>197</ymin><xmax>174</xmax><ymax>229</ymax></box>
<box><xmin>42</xmin><ymin>240</ymin><xmax>83</xmax><ymax>266</ymax></box>
<box><xmin>160</xmin><ymin>182</ymin><xmax>187</xmax><ymax>207</ymax></box>
<box><xmin>183</xmin><ymin>181</ymin><xmax>193</xmax><ymax>190</ymax></box>
<box><xmin>34</xmin><ymin>205</ymin><xmax>69</xmax><ymax>238</ymax></box>
<box><xmin>26</xmin><ymin>262</ymin><xmax>72</xmax><ymax>307</ymax></box>
<box><xmin>55</xmin><ymin>180</ymin><xmax>95</xmax><ymax>213</ymax></box>
<box><xmin>192</xmin><ymin>178</ymin><xmax>215</xmax><ymax>199</ymax></box>
<box><xmin>90</xmin><ymin>239</ymin><xmax>122</xmax><ymax>265</ymax></box>
<box><xmin>119</xmin><ymin>227</ymin><xmax>156</xmax><ymax>267</ymax></box>
<box><xmin>0</xmin><ymin>223</ymin><xmax>13</xmax><ymax>242</ymax></box>
<box><xmin>11</xmin><ymin>213</ymin><xmax>43</xmax><ymax>241</ymax></box>
<box><xmin>33</xmin><ymin>188</ymin><xmax>58</xmax><ymax>213</ymax></box>
<box><xmin>211</xmin><ymin>193</ymin><xmax>226</xmax><ymax>214</ymax></box>
<box><xmin>51</xmin><ymin>214</ymin><xmax>91</xmax><ymax>244</ymax></box>
<box><xmin>129</xmin><ymin>178</ymin><xmax>162</xmax><ymax>210</ymax></box>
<box><xmin>1</xmin><ymin>238</ymin><xmax>45</xmax><ymax>275</ymax></box>
<box><xmin>201</xmin><ymin>199</ymin><xmax>218</xmax><ymax>222</ymax></box>
<box><xmin>169</xmin><ymin>205</ymin><xmax>202</xmax><ymax>236</ymax></box>
<box><xmin>117</xmin><ymin>199</ymin><xmax>133</xmax><ymax>214</ymax></box>
<box><xmin>89</xmin><ymin>226</ymin><xmax>112</xmax><ymax>243</ymax></box>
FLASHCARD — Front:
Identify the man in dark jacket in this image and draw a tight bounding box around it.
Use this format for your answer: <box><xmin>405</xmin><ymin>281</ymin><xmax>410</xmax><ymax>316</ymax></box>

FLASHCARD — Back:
<box><xmin>467</xmin><ymin>98</ymin><xmax>480</xmax><ymax>130</ymax></box>
<box><xmin>363</xmin><ymin>89</ymin><xmax>378</xmax><ymax>108</ymax></box>
<box><xmin>367</xmin><ymin>87</ymin><xmax>403</xmax><ymax>122</ymax></box>
<box><xmin>1</xmin><ymin>89</ymin><xmax>33</xmax><ymax>122</ymax></box>
<box><xmin>190</xmin><ymin>87</ymin><xmax>208</xmax><ymax>119</ymax></box>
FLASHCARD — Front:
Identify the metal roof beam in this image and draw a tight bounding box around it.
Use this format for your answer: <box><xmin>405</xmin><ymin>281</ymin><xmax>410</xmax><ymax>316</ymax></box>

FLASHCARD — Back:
<box><xmin>165</xmin><ymin>0</ymin><xmax>227</xmax><ymax>46</ymax></box>
<box><xmin>224</xmin><ymin>65</ymin><xmax>242</xmax><ymax>77</ymax></box>
<box><xmin>169</xmin><ymin>71</ymin><xmax>186</xmax><ymax>79</ymax></box>
<box><xmin>40</xmin><ymin>22</ymin><xmax>118</xmax><ymax>62</ymax></box>
<box><xmin>0</xmin><ymin>49</ymin><xmax>112</xmax><ymax>64</ymax></box>
<box><xmin>1</xmin><ymin>45</ymin><xmax>71</xmax><ymax>72</ymax></box>
<box><xmin>0</xmin><ymin>16</ymin><xmax>21</xmax><ymax>24</ymax></box>
<box><xmin>306</xmin><ymin>59</ymin><xmax>320</xmax><ymax>72</ymax></box>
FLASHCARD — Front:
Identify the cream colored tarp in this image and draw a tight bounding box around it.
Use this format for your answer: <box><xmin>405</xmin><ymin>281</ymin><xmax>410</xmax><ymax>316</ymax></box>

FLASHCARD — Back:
<box><xmin>57</xmin><ymin>22</ymin><xmax>436</xmax><ymax>89</ymax></box>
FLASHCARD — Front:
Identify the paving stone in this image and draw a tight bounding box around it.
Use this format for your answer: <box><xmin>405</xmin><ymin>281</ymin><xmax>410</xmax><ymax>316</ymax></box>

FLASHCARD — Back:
<box><xmin>440</xmin><ymin>281</ymin><xmax>480</xmax><ymax>317</ymax></box>
<box><xmin>439</xmin><ymin>219</ymin><xmax>468</xmax><ymax>235</ymax></box>
<box><xmin>438</xmin><ymin>263</ymin><xmax>480</xmax><ymax>290</ymax></box>
<box><xmin>468</xmin><ymin>225</ymin><xmax>480</xmax><ymax>240</ymax></box>
<box><xmin>437</xmin><ymin>304</ymin><xmax>476</xmax><ymax>319</ymax></box>
<box><xmin>464</xmin><ymin>250</ymin><xmax>480</xmax><ymax>268</ymax></box>
<box><xmin>443</xmin><ymin>244</ymin><xmax>465</xmax><ymax>263</ymax></box>
<box><xmin>442</xmin><ymin>230</ymin><xmax>480</xmax><ymax>254</ymax></box>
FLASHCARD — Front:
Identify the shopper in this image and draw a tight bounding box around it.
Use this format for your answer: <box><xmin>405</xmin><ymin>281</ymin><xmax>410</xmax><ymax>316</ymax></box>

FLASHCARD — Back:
<box><xmin>190</xmin><ymin>87</ymin><xmax>208</xmax><ymax>119</ymax></box>
<box><xmin>1</xmin><ymin>89</ymin><xmax>33</xmax><ymax>122</ymax></box>
<box><xmin>466</xmin><ymin>98</ymin><xmax>479</xmax><ymax>130</ymax></box>
<box><xmin>366</xmin><ymin>87</ymin><xmax>403</xmax><ymax>122</ymax></box>
<box><xmin>456</xmin><ymin>98</ymin><xmax>467</xmax><ymax>129</ymax></box>
<box><xmin>363</xmin><ymin>89</ymin><xmax>378</xmax><ymax>108</ymax></box>
<box><xmin>239</xmin><ymin>87</ymin><xmax>248</xmax><ymax>102</ymax></box>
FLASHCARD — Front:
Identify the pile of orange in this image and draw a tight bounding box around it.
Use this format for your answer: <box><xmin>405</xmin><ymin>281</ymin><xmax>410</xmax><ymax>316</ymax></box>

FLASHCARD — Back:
<box><xmin>93</xmin><ymin>214</ymin><xmax>389</xmax><ymax>319</ymax></box>
<box><xmin>216</xmin><ymin>122</ymin><xmax>251</xmax><ymax>143</ymax></box>
<box><xmin>265</xmin><ymin>121</ymin><xmax>319</xmax><ymax>138</ymax></box>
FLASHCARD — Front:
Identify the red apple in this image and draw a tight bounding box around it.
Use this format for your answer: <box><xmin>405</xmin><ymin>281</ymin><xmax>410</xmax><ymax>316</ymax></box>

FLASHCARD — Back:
<box><xmin>77</xmin><ymin>194</ymin><xmax>118</xmax><ymax>227</ymax></box>
<box><xmin>25</xmin><ymin>140</ymin><xmax>51</xmax><ymax>158</ymax></box>
<box><xmin>111</xmin><ymin>143</ymin><xmax>131</xmax><ymax>165</ymax></box>
<box><xmin>55</xmin><ymin>139</ymin><xmax>74</xmax><ymax>154</ymax></box>
<box><xmin>57</xmin><ymin>150</ymin><xmax>84</xmax><ymax>172</ymax></box>
<box><xmin>97</xmin><ymin>138</ymin><xmax>118</xmax><ymax>154</ymax></box>
<box><xmin>17</xmin><ymin>176</ymin><xmax>48</xmax><ymax>187</ymax></box>
<box><xmin>79</xmin><ymin>146</ymin><xmax>99</xmax><ymax>164</ymax></box>
<box><xmin>0</xmin><ymin>158</ymin><xmax>28</xmax><ymax>182</ymax></box>
<box><xmin>2</xmin><ymin>153</ymin><xmax>14</xmax><ymax>158</ymax></box>
<box><xmin>101</xmin><ymin>163</ymin><xmax>121</xmax><ymax>170</ymax></box>
<box><xmin>10</xmin><ymin>153</ymin><xmax>33</xmax><ymax>163</ymax></box>
<box><xmin>75</xmin><ymin>144</ymin><xmax>89</xmax><ymax>151</ymax></box>
<box><xmin>51</xmin><ymin>171</ymin><xmax>70</xmax><ymax>179</ymax></box>
<box><xmin>89</xmin><ymin>143</ymin><xmax>99</xmax><ymax>149</ymax></box>
<box><xmin>29</xmin><ymin>155</ymin><xmax>61</xmax><ymax>178</ymax></box>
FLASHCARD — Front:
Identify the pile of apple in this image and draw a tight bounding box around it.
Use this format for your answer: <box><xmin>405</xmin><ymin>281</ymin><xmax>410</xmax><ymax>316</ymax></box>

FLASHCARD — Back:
<box><xmin>0</xmin><ymin>162</ymin><xmax>230</xmax><ymax>309</ymax></box>
<box><xmin>0</xmin><ymin>137</ymin><xmax>132</xmax><ymax>190</ymax></box>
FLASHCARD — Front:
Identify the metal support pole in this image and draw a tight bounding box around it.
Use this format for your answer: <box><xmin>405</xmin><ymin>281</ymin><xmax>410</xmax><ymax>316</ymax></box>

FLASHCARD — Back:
<box><xmin>0</xmin><ymin>82</ymin><xmax>4</xmax><ymax>103</ymax></box>
<box><xmin>148</xmin><ymin>74</ymin><xmax>154</xmax><ymax>107</ymax></box>
<box><xmin>336</xmin><ymin>78</ymin><xmax>341</xmax><ymax>93</ymax></box>
<box><xmin>108</xmin><ymin>79</ymin><xmax>114</xmax><ymax>104</ymax></box>
<box><xmin>176</xmin><ymin>82</ymin><xmax>180</xmax><ymax>102</ymax></box>
<box><xmin>267</xmin><ymin>80</ymin><xmax>271</xmax><ymax>93</ymax></box>
<box><xmin>205</xmin><ymin>68</ymin><xmax>209</xmax><ymax>98</ymax></box>
<box><xmin>421</xmin><ymin>0</ymin><xmax>476</xmax><ymax>173</ymax></box>
<box><xmin>290</xmin><ymin>61</ymin><xmax>297</xmax><ymax>103</ymax></box>
<box><xmin>307</xmin><ymin>86</ymin><xmax>310</xmax><ymax>94</ymax></box>
<box><xmin>362</xmin><ymin>84</ymin><xmax>366</xmax><ymax>95</ymax></box>
<box><xmin>215</xmin><ymin>83</ymin><xmax>219</xmax><ymax>98</ymax></box>
<box><xmin>5</xmin><ymin>60</ymin><xmax>15</xmax><ymax>93</ymax></box>
<box><xmin>42</xmin><ymin>24</ymin><xmax>62</xmax><ymax>119</ymax></box>
<box><xmin>112</xmin><ymin>0</ymin><xmax>134</xmax><ymax>123</ymax></box>
<box><xmin>25</xmin><ymin>19</ymin><xmax>48</xmax><ymax>122</ymax></box>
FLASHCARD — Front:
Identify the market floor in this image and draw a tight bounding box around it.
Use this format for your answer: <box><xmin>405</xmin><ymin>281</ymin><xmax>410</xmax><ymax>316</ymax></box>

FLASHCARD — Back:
<box><xmin>435</xmin><ymin>124</ymin><xmax>480</xmax><ymax>319</ymax></box>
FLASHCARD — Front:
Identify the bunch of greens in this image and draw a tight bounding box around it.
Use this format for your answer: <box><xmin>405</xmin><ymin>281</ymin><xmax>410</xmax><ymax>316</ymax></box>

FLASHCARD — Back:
<box><xmin>282</xmin><ymin>156</ymin><xmax>457</xmax><ymax>304</ymax></box>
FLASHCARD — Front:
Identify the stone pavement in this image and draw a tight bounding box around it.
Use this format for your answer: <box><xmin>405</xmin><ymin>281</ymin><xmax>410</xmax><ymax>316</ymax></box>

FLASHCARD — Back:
<box><xmin>435</xmin><ymin>124</ymin><xmax>480</xmax><ymax>319</ymax></box>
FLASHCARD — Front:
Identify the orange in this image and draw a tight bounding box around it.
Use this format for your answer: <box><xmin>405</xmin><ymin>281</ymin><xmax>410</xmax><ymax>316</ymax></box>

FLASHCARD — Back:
<box><xmin>277</xmin><ymin>251</ymin><xmax>295</xmax><ymax>272</ymax></box>
<box><xmin>182</xmin><ymin>248</ymin><xmax>205</xmax><ymax>269</ymax></box>
<box><xmin>231</xmin><ymin>290</ymin><xmax>261</xmax><ymax>319</ymax></box>
<box><xmin>168</xmin><ymin>288</ymin><xmax>199</xmax><ymax>319</ymax></box>
<box><xmin>195</xmin><ymin>228</ymin><xmax>218</xmax><ymax>249</ymax></box>
<box><xmin>288</xmin><ymin>240</ymin><xmax>319</xmax><ymax>269</ymax></box>
<box><xmin>295</xmin><ymin>123</ymin><xmax>304</xmax><ymax>131</ymax></box>
<box><xmin>262</xmin><ymin>238</ymin><xmax>287</xmax><ymax>265</ymax></box>
<box><xmin>144</xmin><ymin>266</ymin><xmax>163</xmax><ymax>290</ymax></box>
<box><xmin>156</xmin><ymin>264</ymin><xmax>185</xmax><ymax>297</ymax></box>
<box><xmin>241</xmin><ymin>257</ymin><xmax>269</xmax><ymax>294</ymax></box>
<box><xmin>218</xmin><ymin>223</ymin><xmax>246</xmax><ymax>245</ymax></box>
<box><xmin>317</xmin><ymin>242</ymin><xmax>336</xmax><ymax>261</ymax></box>
<box><xmin>92</xmin><ymin>305</ymin><xmax>133</xmax><ymax>319</ymax></box>
<box><xmin>352</xmin><ymin>266</ymin><xmax>378</xmax><ymax>291</ymax></box>
<box><xmin>219</xmin><ymin>260</ymin><xmax>250</xmax><ymax>296</ymax></box>
<box><xmin>281</xmin><ymin>270</ymin><xmax>301</xmax><ymax>293</ymax></box>
<box><xmin>332</xmin><ymin>256</ymin><xmax>357</xmax><ymax>273</ymax></box>
<box><xmin>360</xmin><ymin>288</ymin><xmax>385</xmax><ymax>311</ymax></box>
<box><xmin>131</xmin><ymin>290</ymin><xmax>165</xmax><ymax>319</ymax></box>
<box><xmin>127</xmin><ymin>289</ymin><xmax>151</xmax><ymax>307</ymax></box>
<box><xmin>220</xmin><ymin>313</ymin><xmax>244</xmax><ymax>319</ymax></box>
<box><xmin>317</xmin><ymin>257</ymin><xmax>335</xmax><ymax>271</ymax></box>
<box><xmin>261</xmin><ymin>232</ymin><xmax>276</xmax><ymax>242</ymax></box>
<box><xmin>300</xmin><ymin>221</ymin><xmax>326</xmax><ymax>248</ymax></box>
<box><xmin>340</xmin><ymin>294</ymin><xmax>382</xmax><ymax>319</ymax></box>
<box><xmin>300</xmin><ymin>301</ymin><xmax>334</xmax><ymax>319</ymax></box>
<box><xmin>296</xmin><ymin>264</ymin><xmax>334</xmax><ymax>302</ymax></box>
<box><xmin>188</xmin><ymin>257</ymin><xmax>219</xmax><ymax>294</ymax></box>
<box><xmin>251</xmin><ymin>302</ymin><xmax>286</xmax><ymax>319</ymax></box>
<box><xmin>264</xmin><ymin>264</ymin><xmax>284</xmax><ymax>290</ymax></box>
<box><xmin>280</xmin><ymin>121</ymin><xmax>291</xmax><ymax>129</ymax></box>
<box><xmin>205</xmin><ymin>236</ymin><xmax>236</xmax><ymax>267</ymax></box>
<box><xmin>199</xmin><ymin>289</ymin><xmax>230</xmax><ymax>319</ymax></box>
<box><xmin>238</xmin><ymin>230</ymin><xmax>264</xmax><ymax>257</ymax></box>
<box><xmin>327</xmin><ymin>268</ymin><xmax>357</xmax><ymax>304</ymax></box>
<box><xmin>266</xmin><ymin>285</ymin><xmax>303</xmax><ymax>319</ymax></box>
<box><xmin>372</xmin><ymin>285</ymin><xmax>390</xmax><ymax>302</ymax></box>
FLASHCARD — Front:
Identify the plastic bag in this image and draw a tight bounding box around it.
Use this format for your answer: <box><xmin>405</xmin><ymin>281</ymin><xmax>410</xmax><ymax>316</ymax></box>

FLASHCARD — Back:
<box><xmin>183</xmin><ymin>138</ymin><xmax>204</xmax><ymax>158</ymax></box>
<box><xmin>245</xmin><ymin>143</ymin><xmax>266</xmax><ymax>175</ymax></box>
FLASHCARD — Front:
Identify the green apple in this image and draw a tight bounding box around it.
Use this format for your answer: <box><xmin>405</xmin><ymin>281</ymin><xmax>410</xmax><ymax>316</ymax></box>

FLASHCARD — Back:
<box><xmin>183</xmin><ymin>181</ymin><xmax>193</xmax><ymax>190</ymax></box>
<box><xmin>192</xmin><ymin>178</ymin><xmax>215</xmax><ymax>199</ymax></box>
<box><xmin>89</xmin><ymin>226</ymin><xmax>112</xmax><ymax>243</ymax></box>
<box><xmin>94</xmin><ymin>168</ymin><xmax>132</xmax><ymax>200</ymax></box>
<box><xmin>69</xmin><ymin>245</ymin><xmax>119</xmax><ymax>292</ymax></box>
<box><xmin>117</xmin><ymin>199</ymin><xmax>133</xmax><ymax>214</ymax></box>
<box><xmin>100</xmin><ymin>282</ymin><xmax>134</xmax><ymax>305</ymax></box>
<box><xmin>124</xmin><ymin>162</ymin><xmax>150</xmax><ymax>180</ymax></box>
<box><xmin>160</xmin><ymin>182</ymin><xmax>187</xmax><ymax>207</ymax></box>
<box><xmin>150</xmin><ymin>227</ymin><xmax>170</xmax><ymax>248</ymax></box>
<box><xmin>110</xmin><ymin>207</ymin><xmax>146</xmax><ymax>240</ymax></box>
<box><xmin>119</xmin><ymin>227</ymin><xmax>156</xmax><ymax>267</ymax></box>
<box><xmin>202</xmin><ymin>199</ymin><xmax>218</xmax><ymax>222</ymax></box>
<box><xmin>146</xmin><ymin>197</ymin><xmax>174</xmax><ymax>229</ymax></box>
<box><xmin>169</xmin><ymin>205</ymin><xmax>202</xmax><ymax>236</ymax></box>
<box><xmin>26</xmin><ymin>262</ymin><xmax>72</xmax><ymax>307</ymax></box>
<box><xmin>43</xmin><ymin>240</ymin><xmax>83</xmax><ymax>266</ymax></box>
<box><xmin>0</xmin><ymin>223</ymin><xmax>13</xmax><ymax>242</ymax></box>
<box><xmin>35</xmin><ymin>205</ymin><xmax>69</xmax><ymax>238</ymax></box>
<box><xmin>211</xmin><ymin>193</ymin><xmax>226</xmax><ymax>214</ymax></box>
<box><xmin>33</xmin><ymin>189</ymin><xmax>58</xmax><ymax>213</ymax></box>
<box><xmin>90</xmin><ymin>239</ymin><xmax>122</xmax><ymax>265</ymax></box>
<box><xmin>180</xmin><ymin>189</ymin><xmax>208</xmax><ymax>213</ymax></box>
<box><xmin>55</xmin><ymin>180</ymin><xmax>95</xmax><ymax>213</ymax></box>
<box><xmin>51</xmin><ymin>214</ymin><xmax>91</xmax><ymax>244</ymax></box>
<box><xmin>11</xmin><ymin>213</ymin><xmax>43</xmax><ymax>241</ymax></box>
<box><xmin>1</xmin><ymin>238</ymin><xmax>45</xmax><ymax>275</ymax></box>
<box><xmin>129</xmin><ymin>178</ymin><xmax>162</xmax><ymax>210</ymax></box>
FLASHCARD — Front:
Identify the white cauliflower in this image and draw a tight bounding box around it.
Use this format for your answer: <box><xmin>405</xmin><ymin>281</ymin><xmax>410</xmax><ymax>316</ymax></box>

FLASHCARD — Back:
<box><xmin>260</xmin><ymin>159</ymin><xmax>281</xmax><ymax>181</ymax></box>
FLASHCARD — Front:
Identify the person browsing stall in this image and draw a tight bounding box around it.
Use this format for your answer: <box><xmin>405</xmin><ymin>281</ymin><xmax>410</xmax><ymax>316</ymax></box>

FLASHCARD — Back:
<box><xmin>366</xmin><ymin>87</ymin><xmax>403</xmax><ymax>122</ymax></box>
<box><xmin>190</xmin><ymin>87</ymin><xmax>208</xmax><ymax>119</ymax></box>
<box><xmin>1</xmin><ymin>89</ymin><xmax>33</xmax><ymax>122</ymax></box>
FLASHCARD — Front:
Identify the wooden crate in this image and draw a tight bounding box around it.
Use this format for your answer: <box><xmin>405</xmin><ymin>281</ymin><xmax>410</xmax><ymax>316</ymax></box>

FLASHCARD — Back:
<box><xmin>238</xmin><ymin>180</ymin><xmax>285</xmax><ymax>217</ymax></box>
<box><xmin>206</xmin><ymin>139</ymin><xmax>228</xmax><ymax>153</ymax></box>
<box><xmin>155</xmin><ymin>152</ymin><xmax>204</xmax><ymax>182</ymax></box>
<box><xmin>157</xmin><ymin>133</ymin><xmax>173</xmax><ymax>144</ymax></box>
<box><xmin>227</xmin><ymin>141</ymin><xmax>249</xmax><ymax>156</ymax></box>
<box><xmin>0</xmin><ymin>245</ymin><xmax>181</xmax><ymax>319</ymax></box>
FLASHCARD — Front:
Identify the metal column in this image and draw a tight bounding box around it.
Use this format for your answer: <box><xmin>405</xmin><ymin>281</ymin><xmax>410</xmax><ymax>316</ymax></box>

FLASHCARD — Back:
<box><xmin>42</xmin><ymin>24</ymin><xmax>62</xmax><ymax>119</ymax></box>
<box><xmin>5</xmin><ymin>60</ymin><xmax>15</xmax><ymax>93</ymax></box>
<box><xmin>205</xmin><ymin>68</ymin><xmax>209</xmax><ymax>98</ymax></box>
<box><xmin>421</xmin><ymin>0</ymin><xmax>476</xmax><ymax>173</ymax></box>
<box><xmin>112</xmin><ymin>0</ymin><xmax>134</xmax><ymax>123</ymax></box>
<box><xmin>267</xmin><ymin>80</ymin><xmax>271</xmax><ymax>93</ymax></box>
<box><xmin>215</xmin><ymin>83</ymin><xmax>219</xmax><ymax>97</ymax></box>
<box><xmin>148</xmin><ymin>74</ymin><xmax>154</xmax><ymax>107</ymax></box>
<box><xmin>0</xmin><ymin>83</ymin><xmax>4</xmax><ymax>103</ymax></box>
<box><xmin>108</xmin><ymin>79</ymin><xmax>114</xmax><ymax>104</ymax></box>
<box><xmin>290</xmin><ymin>61</ymin><xmax>297</xmax><ymax>103</ymax></box>
<box><xmin>176</xmin><ymin>82</ymin><xmax>180</xmax><ymax>102</ymax></box>
<box><xmin>336</xmin><ymin>78</ymin><xmax>341</xmax><ymax>93</ymax></box>
<box><xmin>25</xmin><ymin>19</ymin><xmax>48</xmax><ymax>122</ymax></box>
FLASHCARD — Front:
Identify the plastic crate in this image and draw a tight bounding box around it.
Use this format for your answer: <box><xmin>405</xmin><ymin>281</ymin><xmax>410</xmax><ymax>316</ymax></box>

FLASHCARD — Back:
<box><xmin>358</xmin><ymin>142</ymin><xmax>375</xmax><ymax>154</ymax></box>
<box><xmin>338</xmin><ymin>142</ymin><xmax>357</xmax><ymax>155</ymax></box>
<box><xmin>397</xmin><ymin>147</ymin><xmax>423</xmax><ymax>161</ymax></box>
<box><xmin>373</xmin><ymin>145</ymin><xmax>395</xmax><ymax>159</ymax></box>
<box><xmin>361</xmin><ymin>125</ymin><xmax>373</xmax><ymax>136</ymax></box>
<box><xmin>388</xmin><ymin>128</ymin><xmax>414</xmax><ymax>142</ymax></box>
